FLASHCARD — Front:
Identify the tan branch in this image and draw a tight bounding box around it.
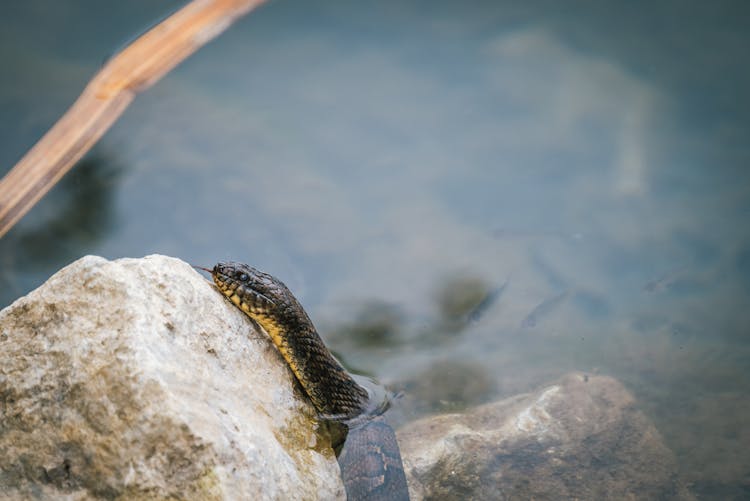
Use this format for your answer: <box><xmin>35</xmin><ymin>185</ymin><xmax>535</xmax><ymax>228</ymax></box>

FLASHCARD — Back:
<box><xmin>0</xmin><ymin>0</ymin><xmax>266</xmax><ymax>239</ymax></box>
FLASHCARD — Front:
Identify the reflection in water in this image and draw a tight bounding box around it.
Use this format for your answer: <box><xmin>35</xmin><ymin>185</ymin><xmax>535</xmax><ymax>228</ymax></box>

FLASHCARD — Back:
<box><xmin>0</xmin><ymin>151</ymin><xmax>122</xmax><ymax>306</ymax></box>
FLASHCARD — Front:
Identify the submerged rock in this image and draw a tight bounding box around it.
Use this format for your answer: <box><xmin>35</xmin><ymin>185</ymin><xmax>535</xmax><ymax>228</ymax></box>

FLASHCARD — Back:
<box><xmin>0</xmin><ymin>255</ymin><xmax>343</xmax><ymax>500</ymax></box>
<box><xmin>397</xmin><ymin>372</ymin><xmax>695</xmax><ymax>500</ymax></box>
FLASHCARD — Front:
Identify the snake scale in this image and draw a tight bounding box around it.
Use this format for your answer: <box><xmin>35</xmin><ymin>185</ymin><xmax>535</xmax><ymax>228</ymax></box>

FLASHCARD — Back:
<box><xmin>208</xmin><ymin>262</ymin><xmax>410</xmax><ymax>500</ymax></box>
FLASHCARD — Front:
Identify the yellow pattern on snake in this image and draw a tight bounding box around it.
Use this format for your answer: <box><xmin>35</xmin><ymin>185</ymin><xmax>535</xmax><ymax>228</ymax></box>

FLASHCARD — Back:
<box><xmin>210</xmin><ymin>262</ymin><xmax>409</xmax><ymax>501</ymax></box>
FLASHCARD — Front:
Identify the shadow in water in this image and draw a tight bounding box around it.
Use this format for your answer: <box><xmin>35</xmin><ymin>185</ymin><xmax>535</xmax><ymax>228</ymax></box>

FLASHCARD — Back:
<box><xmin>329</xmin><ymin>300</ymin><xmax>405</xmax><ymax>349</ymax></box>
<box><xmin>434</xmin><ymin>273</ymin><xmax>499</xmax><ymax>334</ymax></box>
<box><xmin>0</xmin><ymin>149</ymin><xmax>123</xmax><ymax>307</ymax></box>
<box><xmin>397</xmin><ymin>359</ymin><xmax>497</xmax><ymax>415</ymax></box>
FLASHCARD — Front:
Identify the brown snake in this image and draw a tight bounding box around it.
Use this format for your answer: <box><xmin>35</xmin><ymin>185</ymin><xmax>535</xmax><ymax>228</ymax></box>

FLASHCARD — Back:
<box><xmin>207</xmin><ymin>261</ymin><xmax>409</xmax><ymax>500</ymax></box>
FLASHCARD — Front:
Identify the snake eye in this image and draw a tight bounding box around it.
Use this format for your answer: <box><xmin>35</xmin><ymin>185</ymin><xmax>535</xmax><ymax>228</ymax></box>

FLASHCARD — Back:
<box><xmin>238</xmin><ymin>272</ymin><xmax>249</xmax><ymax>282</ymax></box>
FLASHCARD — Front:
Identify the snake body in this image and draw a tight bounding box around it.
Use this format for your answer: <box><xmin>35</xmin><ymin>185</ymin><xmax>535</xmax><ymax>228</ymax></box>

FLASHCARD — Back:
<box><xmin>210</xmin><ymin>262</ymin><xmax>409</xmax><ymax>500</ymax></box>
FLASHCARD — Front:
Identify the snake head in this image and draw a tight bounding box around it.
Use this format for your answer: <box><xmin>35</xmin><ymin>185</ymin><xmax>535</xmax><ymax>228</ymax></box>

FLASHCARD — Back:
<box><xmin>211</xmin><ymin>261</ymin><xmax>279</xmax><ymax>315</ymax></box>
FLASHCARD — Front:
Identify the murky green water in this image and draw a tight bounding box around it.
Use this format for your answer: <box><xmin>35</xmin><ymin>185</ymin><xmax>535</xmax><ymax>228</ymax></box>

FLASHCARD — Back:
<box><xmin>2</xmin><ymin>1</ymin><xmax>749</xmax><ymax>498</ymax></box>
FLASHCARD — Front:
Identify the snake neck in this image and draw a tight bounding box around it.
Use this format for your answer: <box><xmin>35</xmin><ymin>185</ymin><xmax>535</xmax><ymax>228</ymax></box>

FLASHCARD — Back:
<box><xmin>210</xmin><ymin>262</ymin><xmax>370</xmax><ymax>420</ymax></box>
<box><xmin>252</xmin><ymin>306</ymin><xmax>370</xmax><ymax>420</ymax></box>
<box><xmin>210</xmin><ymin>262</ymin><xmax>409</xmax><ymax>501</ymax></box>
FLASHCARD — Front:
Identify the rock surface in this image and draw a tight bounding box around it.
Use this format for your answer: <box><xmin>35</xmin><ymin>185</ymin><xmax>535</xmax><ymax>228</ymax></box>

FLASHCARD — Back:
<box><xmin>0</xmin><ymin>255</ymin><xmax>343</xmax><ymax>500</ymax></box>
<box><xmin>397</xmin><ymin>372</ymin><xmax>695</xmax><ymax>501</ymax></box>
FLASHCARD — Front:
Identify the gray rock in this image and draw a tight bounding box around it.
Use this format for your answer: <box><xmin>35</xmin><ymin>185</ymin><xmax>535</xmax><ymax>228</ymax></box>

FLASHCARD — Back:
<box><xmin>0</xmin><ymin>255</ymin><xmax>344</xmax><ymax>501</ymax></box>
<box><xmin>398</xmin><ymin>372</ymin><xmax>695</xmax><ymax>501</ymax></box>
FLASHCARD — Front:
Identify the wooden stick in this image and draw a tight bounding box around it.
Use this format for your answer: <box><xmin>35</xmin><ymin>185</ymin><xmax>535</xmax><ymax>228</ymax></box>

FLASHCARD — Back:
<box><xmin>0</xmin><ymin>0</ymin><xmax>266</xmax><ymax>239</ymax></box>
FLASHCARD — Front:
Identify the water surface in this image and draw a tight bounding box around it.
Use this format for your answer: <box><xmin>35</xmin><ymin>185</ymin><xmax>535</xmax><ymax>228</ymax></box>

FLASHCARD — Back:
<box><xmin>2</xmin><ymin>1</ymin><xmax>749</xmax><ymax>498</ymax></box>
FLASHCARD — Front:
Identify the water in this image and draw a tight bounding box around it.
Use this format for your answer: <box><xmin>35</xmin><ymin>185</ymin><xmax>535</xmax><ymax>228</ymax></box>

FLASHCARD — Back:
<box><xmin>2</xmin><ymin>1</ymin><xmax>749</xmax><ymax>498</ymax></box>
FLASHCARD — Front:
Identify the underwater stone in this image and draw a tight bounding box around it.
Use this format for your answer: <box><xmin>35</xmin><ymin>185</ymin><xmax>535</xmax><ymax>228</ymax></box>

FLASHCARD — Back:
<box><xmin>398</xmin><ymin>372</ymin><xmax>695</xmax><ymax>500</ymax></box>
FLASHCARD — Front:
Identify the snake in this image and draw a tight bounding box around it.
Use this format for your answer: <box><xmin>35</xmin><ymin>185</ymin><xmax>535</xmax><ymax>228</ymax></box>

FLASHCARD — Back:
<box><xmin>207</xmin><ymin>261</ymin><xmax>410</xmax><ymax>501</ymax></box>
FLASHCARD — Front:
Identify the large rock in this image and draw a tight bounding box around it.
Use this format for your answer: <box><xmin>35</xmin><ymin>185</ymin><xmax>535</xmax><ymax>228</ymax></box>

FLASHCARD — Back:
<box><xmin>0</xmin><ymin>255</ymin><xmax>343</xmax><ymax>500</ymax></box>
<box><xmin>397</xmin><ymin>372</ymin><xmax>695</xmax><ymax>500</ymax></box>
